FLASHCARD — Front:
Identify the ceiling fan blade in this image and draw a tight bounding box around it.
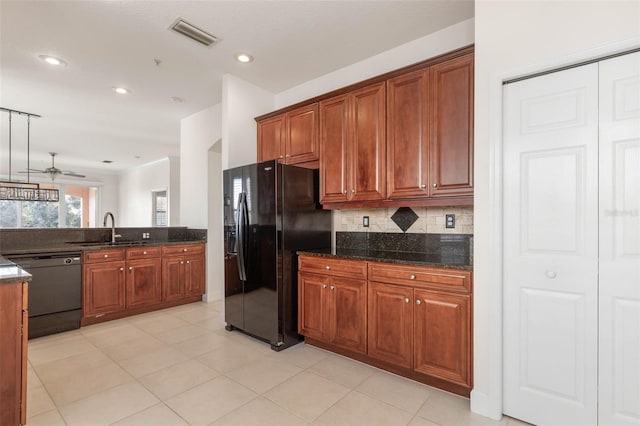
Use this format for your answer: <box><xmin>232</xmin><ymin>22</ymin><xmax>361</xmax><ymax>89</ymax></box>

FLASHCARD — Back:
<box><xmin>63</xmin><ymin>172</ymin><xmax>86</xmax><ymax>178</ymax></box>
<box><xmin>18</xmin><ymin>169</ymin><xmax>46</xmax><ymax>173</ymax></box>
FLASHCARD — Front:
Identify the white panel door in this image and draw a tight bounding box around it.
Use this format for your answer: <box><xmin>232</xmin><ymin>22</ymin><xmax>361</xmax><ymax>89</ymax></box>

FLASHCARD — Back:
<box><xmin>599</xmin><ymin>51</ymin><xmax>640</xmax><ymax>426</ymax></box>
<box><xmin>503</xmin><ymin>64</ymin><xmax>599</xmax><ymax>425</ymax></box>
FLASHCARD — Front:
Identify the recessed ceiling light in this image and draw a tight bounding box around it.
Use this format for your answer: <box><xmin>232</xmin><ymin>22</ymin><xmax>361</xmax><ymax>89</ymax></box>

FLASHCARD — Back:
<box><xmin>235</xmin><ymin>53</ymin><xmax>254</xmax><ymax>63</ymax></box>
<box><xmin>38</xmin><ymin>54</ymin><xmax>67</xmax><ymax>66</ymax></box>
<box><xmin>170</xmin><ymin>96</ymin><xmax>185</xmax><ymax>103</ymax></box>
<box><xmin>112</xmin><ymin>87</ymin><xmax>130</xmax><ymax>95</ymax></box>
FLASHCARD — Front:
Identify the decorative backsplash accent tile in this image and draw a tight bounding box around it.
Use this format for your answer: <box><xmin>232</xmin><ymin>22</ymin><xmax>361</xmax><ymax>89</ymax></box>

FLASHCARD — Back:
<box><xmin>390</xmin><ymin>207</ymin><xmax>419</xmax><ymax>232</ymax></box>
<box><xmin>333</xmin><ymin>206</ymin><xmax>473</xmax><ymax>235</ymax></box>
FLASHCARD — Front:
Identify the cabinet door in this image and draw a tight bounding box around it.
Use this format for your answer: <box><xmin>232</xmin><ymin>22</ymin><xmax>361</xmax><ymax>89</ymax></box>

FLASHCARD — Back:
<box><xmin>428</xmin><ymin>53</ymin><xmax>474</xmax><ymax>197</ymax></box>
<box><xmin>83</xmin><ymin>261</ymin><xmax>126</xmax><ymax>317</ymax></box>
<box><xmin>257</xmin><ymin>115</ymin><xmax>285</xmax><ymax>162</ymax></box>
<box><xmin>367</xmin><ymin>282</ymin><xmax>413</xmax><ymax>368</ymax></box>
<box><xmin>319</xmin><ymin>94</ymin><xmax>350</xmax><ymax>203</ymax></box>
<box><xmin>126</xmin><ymin>258</ymin><xmax>162</xmax><ymax>308</ymax></box>
<box><xmin>286</xmin><ymin>103</ymin><xmax>319</xmax><ymax>164</ymax></box>
<box><xmin>414</xmin><ymin>289</ymin><xmax>471</xmax><ymax>387</ymax></box>
<box><xmin>386</xmin><ymin>68</ymin><xmax>429</xmax><ymax>199</ymax></box>
<box><xmin>351</xmin><ymin>82</ymin><xmax>386</xmax><ymax>202</ymax></box>
<box><xmin>330</xmin><ymin>277</ymin><xmax>367</xmax><ymax>354</ymax></box>
<box><xmin>185</xmin><ymin>253</ymin><xmax>206</xmax><ymax>296</ymax></box>
<box><xmin>162</xmin><ymin>256</ymin><xmax>185</xmax><ymax>302</ymax></box>
<box><xmin>298</xmin><ymin>273</ymin><xmax>327</xmax><ymax>341</ymax></box>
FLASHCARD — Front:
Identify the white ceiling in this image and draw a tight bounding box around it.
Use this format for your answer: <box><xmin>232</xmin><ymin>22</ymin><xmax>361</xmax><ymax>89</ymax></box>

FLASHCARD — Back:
<box><xmin>0</xmin><ymin>0</ymin><xmax>473</xmax><ymax>181</ymax></box>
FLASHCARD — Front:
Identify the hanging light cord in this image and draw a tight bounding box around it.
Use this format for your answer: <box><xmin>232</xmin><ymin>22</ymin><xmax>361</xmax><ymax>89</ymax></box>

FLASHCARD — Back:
<box><xmin>27</xmin><ymin>115</ymin><xmax>30</xmax><ymax>183</ymax></box>
<box><xmin>8</xmin><ymin>111</ymin><xmax>12</xmax><ymax>181</ymax></box>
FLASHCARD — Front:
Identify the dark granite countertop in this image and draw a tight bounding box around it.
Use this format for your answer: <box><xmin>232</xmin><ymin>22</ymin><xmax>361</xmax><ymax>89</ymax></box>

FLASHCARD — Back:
<box><xmin>0</xmin><ymin>256</ymin><xmax>32</xmax><ymax>284</ymax></box>
<box><xmin>298</xmin><ymin>248</ymin><xmax>472</xmax><ymax>270</ymax></box>
<box><xmin>1</xmin><ymin>239</ymin><xmax>207</xmax><ymax>256</ymax></box>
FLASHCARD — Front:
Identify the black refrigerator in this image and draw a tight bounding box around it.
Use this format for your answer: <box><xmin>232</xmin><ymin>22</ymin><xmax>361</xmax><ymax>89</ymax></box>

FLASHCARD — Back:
<box><xmin>223</xmin><ymin>160</ymin><xmax>331</xmax><ymax>351</ymax></box>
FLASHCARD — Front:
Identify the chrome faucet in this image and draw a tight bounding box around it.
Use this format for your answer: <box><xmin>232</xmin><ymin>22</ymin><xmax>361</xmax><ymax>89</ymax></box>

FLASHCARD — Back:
<box><xmin>103</xmin><ymin>212</ymin><xmax>120</xmax><ymax>244</ymax></box>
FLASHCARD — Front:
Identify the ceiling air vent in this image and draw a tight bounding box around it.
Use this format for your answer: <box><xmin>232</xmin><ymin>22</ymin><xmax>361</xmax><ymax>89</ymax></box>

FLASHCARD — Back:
<box><xmin>170</xmin><ymin>18</ymin><xmax>218</xmax><ymax>47</ymax></box>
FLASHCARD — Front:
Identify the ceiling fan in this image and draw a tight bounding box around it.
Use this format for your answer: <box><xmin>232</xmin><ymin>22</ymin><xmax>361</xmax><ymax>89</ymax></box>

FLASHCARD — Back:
<box><xmin>20</xmin><ymin>152</ymin><xmax>86</xmax><ymax>181</ymax></box>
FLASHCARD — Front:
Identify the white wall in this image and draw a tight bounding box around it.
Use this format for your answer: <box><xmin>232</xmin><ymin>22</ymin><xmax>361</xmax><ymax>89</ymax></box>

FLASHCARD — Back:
<box><xmin>275</xmin><ymin>18</ymin><xmax>474</xmax><ymax>108</ymax></box>
<box><xmin>117</xmin><ymin>157</ymin><xmax>177</xmax><ymax>227</ymax></box>
<box><xmin>221</xmin><ymin>74</ymin><xmax>275</xmax><ymax>169</ymax></box>
<box><xmin>95</xmin><ymin>172</ymin><xmax>119</xmax><ymax>225</ymax></box>
<box><xmin>180</xmin><ymin>104</ymin><xmax>222</xmax><ymax>228</ymax></box>
<box><xmin>473</xmin><ymin>0</ymin><xmax>640</xmax><ymax>419</ymax></box>
<box><xmin>168</xmin><ymin>156</ymin><xmax>180</xmax><ymax>226</ymax></box>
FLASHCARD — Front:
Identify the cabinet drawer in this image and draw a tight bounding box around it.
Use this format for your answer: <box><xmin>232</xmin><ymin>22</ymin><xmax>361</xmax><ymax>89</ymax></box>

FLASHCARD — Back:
<box><xmin>127</xmin><ymin>245</ymin><xmax>161</xmax><ymax>260</ymax></box>
<box><xmin>162</xmin><ymin>243</ymin><xmax>205</xmax><ymax>256</ymax></box>
<box><xmin>299</xmin><ymin>255</ymin><xmax>367</xmax><ymax>279</ymax></box>
<box><xmin>84</xmin><ymin>248</ymin><xmax>125</xmax><ymax>263</ymax></box>
<box><xmin>368</xmin><ymin>262</ymin><xmax>471</xmax><ymax>294</ymax></box>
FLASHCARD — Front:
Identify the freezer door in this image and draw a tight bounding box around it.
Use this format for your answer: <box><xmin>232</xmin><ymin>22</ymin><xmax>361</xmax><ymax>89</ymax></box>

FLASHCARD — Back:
<box><xmin>223</xmin><ymin>166</ymin><xmax>245</xmax><ymax>330</ymax></box>
<box><xmin>242</xmin><ymin>161</ymin><xmax>279</xmax><ymax>343</ymax></box>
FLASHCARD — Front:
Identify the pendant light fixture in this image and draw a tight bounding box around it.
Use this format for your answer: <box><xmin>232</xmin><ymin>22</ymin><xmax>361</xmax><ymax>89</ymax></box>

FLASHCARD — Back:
<box><xmin>0</xmin><ymin>107</ymin><xmax>59</xmax><ymax>202</ymax></box>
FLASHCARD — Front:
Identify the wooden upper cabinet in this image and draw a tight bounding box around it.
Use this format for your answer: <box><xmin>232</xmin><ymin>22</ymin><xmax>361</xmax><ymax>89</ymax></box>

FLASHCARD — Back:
<box><xmin>428</xmin><ymin>53</ymin><xmax>474</xmax><ymax>197</ymax></box>
<box><xmin>320</xmin><ymin>82</ymin><xmax>386</xmax><ymax>204</ymax></box>
<box><xmin>386</xmin><ymin>68</ymin><xmax>429</xmax><ymax>199</ymax></box>
<box><xmin>286</xmin><ymin>103</ymin><xmax>319</xmax><ymax>164</ymax></box>
<box><xmin>319</xmin><ymin>94</ymin><xmax>350</xmax><ymax>203</ymax></box>
<box><xmin>257</xmin><ymin>115</ymin><xmax>285</xmax><ymax>163</ymax></box>
<box><xmin>257</xmin><ymin>103</ymin><xmax>319</xmax><ymax>165</ymax></box>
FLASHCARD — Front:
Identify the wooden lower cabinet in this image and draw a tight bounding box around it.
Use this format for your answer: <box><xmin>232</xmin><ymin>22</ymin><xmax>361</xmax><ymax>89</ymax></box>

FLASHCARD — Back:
<box><xmin>0</xmin><ymin>280</ymin><xmax>28</xmax><ymax>426</ymax></box>
<box><xmin>299</xmin><ymin>272</ymin><xmax>367</xmax><ymax>354</ymax></box>
<box><xmin>83</xmin><ymin>243</ymin><xmax>206</xmax><ymax>324</ymax></box>
<box><xmin>298</xmin><ymin>254</ymin><xmax>472</xmax><ymax>396</ymax></box>
<box><xmin>367</xmin><ymin>282</ymin><xmax>413</xmax><ymax>369</ymax></box>
<box><xmin>83</xmin><ymin>259</ymin><xmax>126</xmax><ymax>317</ymax></box>
<box><xmin>414</xmin><ymin>289</ymin><xmax>470</xmax><ymax>386</ymax></box>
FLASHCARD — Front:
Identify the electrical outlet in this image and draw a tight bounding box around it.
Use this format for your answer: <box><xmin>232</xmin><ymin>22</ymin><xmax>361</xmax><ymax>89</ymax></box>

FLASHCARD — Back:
<box><xmin>142</xmin><ymin>232</ymin><xmax>150</xmax><ymax>239</ymax></box>
<box><xmin>363</xmin><ymin>216</ymin><xmax>369</xmax><ymax>227</ymax></box>
<box><xmin>445</xmin><ymin>214</ymin><xmax>455</xmax><ymax>229</ymax></box>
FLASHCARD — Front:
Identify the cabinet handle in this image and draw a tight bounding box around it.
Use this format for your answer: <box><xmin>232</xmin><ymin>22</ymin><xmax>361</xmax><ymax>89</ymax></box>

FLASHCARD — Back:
<box><xmin>323</xmin><ymin>284</ymin><xmax>327</xmax><ymax>289</ymax></box>
<box><xmin>416</xmin><ymin>299</ymin><xmax>422</xmax><ymax>305</ymax></box>
<box><xmin>404</xmin><ymin>297</ymin><xmax>410</xmax><ymax>303</ymax></box>
<box><xmin>421</xmin><ymin>184</ymin><xmax>426</xmax><ymax>189</ymax></box>
<box><xmin>432</xmin><ymin>183</ymin><xmax>437</xmax><ymax>188</ymax></box>
<box><xmin>104</xmin><ymin>254</ymin><xmax>108</xmax><ymax>258</ymax></box>
<box><xmin>325</xmin><ymin>265</ymin><xmax>331</xmax><ymax>270</ymax></box>
<box><xmin>119</xmin><ymin>267</ymin><xmax>124</xmax><ymax>271</ymax></box>
<box><xmin>410</xmin><ymin>274</ymin><xmax>416</xmax><ymax>280</ymax></box>
<box><xmin>330</xmin><ymin>285</ymin><xmax>335</xmax><ymax>291</ymax></box>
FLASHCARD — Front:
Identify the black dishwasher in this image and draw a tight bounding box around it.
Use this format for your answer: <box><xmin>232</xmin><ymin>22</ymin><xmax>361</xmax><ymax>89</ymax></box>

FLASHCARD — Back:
<box><xmin>8</xmin><ymin>252</ymin><xmax>82</xmax><ymax>339</ymax></box>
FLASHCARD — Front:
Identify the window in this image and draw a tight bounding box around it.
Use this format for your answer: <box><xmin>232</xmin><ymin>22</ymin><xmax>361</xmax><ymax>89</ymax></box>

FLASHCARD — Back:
<box><xmin>0</xmin><ymin>184</ymin><xmax>98</xmax><ymax>228</ymax></box>
<box><xmin>152</xmin><ymin>190</ymin><xmax>168</xmax><ymax>227</ymax></box>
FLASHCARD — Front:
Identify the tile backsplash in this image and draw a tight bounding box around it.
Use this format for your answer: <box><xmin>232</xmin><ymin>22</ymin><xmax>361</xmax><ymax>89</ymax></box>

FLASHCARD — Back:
<box><xmin>333</xmin><ymin>206</ymin><xmax>473</xmax><ymax>234</ymax></box>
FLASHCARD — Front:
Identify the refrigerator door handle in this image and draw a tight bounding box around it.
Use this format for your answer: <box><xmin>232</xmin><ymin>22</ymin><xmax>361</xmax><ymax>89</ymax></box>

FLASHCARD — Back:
<box><xmin>236</xmin><ymin>193</ymin><xmax>247</xmax><ymax>281</ymax></box>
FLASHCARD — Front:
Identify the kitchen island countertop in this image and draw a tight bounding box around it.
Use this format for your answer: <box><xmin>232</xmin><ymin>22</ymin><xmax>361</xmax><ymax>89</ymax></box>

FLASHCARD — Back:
<box><xmin>0</xmin><ymin>256</ymin><xmax>32</xmax><ymax>284</ymax></box>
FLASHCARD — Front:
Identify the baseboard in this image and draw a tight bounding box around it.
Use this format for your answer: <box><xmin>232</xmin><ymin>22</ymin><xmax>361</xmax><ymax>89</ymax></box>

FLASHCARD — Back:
<box><xmin>470</xmin><ymin>389</ymin><xmax>502</xmax><ymax>421</ymax></box>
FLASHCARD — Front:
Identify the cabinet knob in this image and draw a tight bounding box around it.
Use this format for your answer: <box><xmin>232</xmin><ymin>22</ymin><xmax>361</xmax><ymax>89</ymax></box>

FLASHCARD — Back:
<box><xmin>416</xmin><ymin>299</ymin><xmax>422</xmax><ymax>305</ymax></box>
<box><xmin>421</xmin><ymin>184</ymin><xmax>426</xmax><ymax>189</ymax></box>
<box><xmin>404</xmin><ymin>297</ymin><xmax>410</xmax><ymax>303</ymax></box>
<box><xmin>143</xmin><ymin>251</ymin><xmax>147</xmax><ymax>255</ymax></box>
<box><xmin>119</xmin><ymin>267</ymin><xmax>124</xmax><ymax>271</ymax></box>
<box><xmin>186</xmin><ymin>261</ymin><xmax>190</xmax><ymax>264</ymax></box>
<box><xmin>183</xmin><ymin>248</ymin><xmax>188</xmax><ymax>252</ymax></box>
<box><xmin>351</xmin><ymin>189</ymin><xmax>355</xmax><ymax>193</ymax></box>
<box><xmin>181</xmin><ymin>261</ymin><xmax>184</xmax><ymax>264</ymax></box>
<box><xmin>104</xmin><ymin>254</ymin><xmax>108</xmax><ymax>258</ymax></box>
<box><xmin>330</xmin><ymin>285</ymin><xmax>335</xmax><ymax>291</ymax></box>
<box><xmin>325</xmin><ymin>265</ymin><xmax>331</xmax><ymax>270</ymax></box>
<box><xmin>279</xmin><ymin>155</ymin><xmax>284</xmax><ymax>158</ymax></box>
<box><xmin>323</xmin><ymin>284</ymin><xmax>327</xmax><ymax>289</ymax></box>
<box><xmin>129</xmin><ymin>267</ymin><xmax>133</xmax><ymax>271</ymax></box>
<box><xmin>343</xmin><ymin>190</ymin><xmax>347</xmax><ymax>194</ymax></box>
<box><xmin>410</xmin><ymin>274</ymin><xmax>416</xmax><ymax>280</ymax></box>
<box><xmin>286</xmin><ymin>154</ymin><xmax>290</xmax><ymax>158</ymax></box>
<box><xmin>432</xmin><ymin>183</ymin><xmax>437</xmax><ymax>188</ymax></box>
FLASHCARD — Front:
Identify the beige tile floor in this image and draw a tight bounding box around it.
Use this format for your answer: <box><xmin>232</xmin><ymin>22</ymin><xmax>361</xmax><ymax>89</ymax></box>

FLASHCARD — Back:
<box><xmin>26</xmin><ymin>301</ymin><xmax>530</xmax><ymax>426</ymax></box>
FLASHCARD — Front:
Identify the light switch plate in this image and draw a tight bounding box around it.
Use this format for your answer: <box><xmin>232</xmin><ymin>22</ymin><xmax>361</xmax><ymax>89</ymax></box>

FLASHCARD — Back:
<box><xmin>363</xmin><ymin>216</ymin><xmax>369</xmax><ymax>227</ymax></box>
